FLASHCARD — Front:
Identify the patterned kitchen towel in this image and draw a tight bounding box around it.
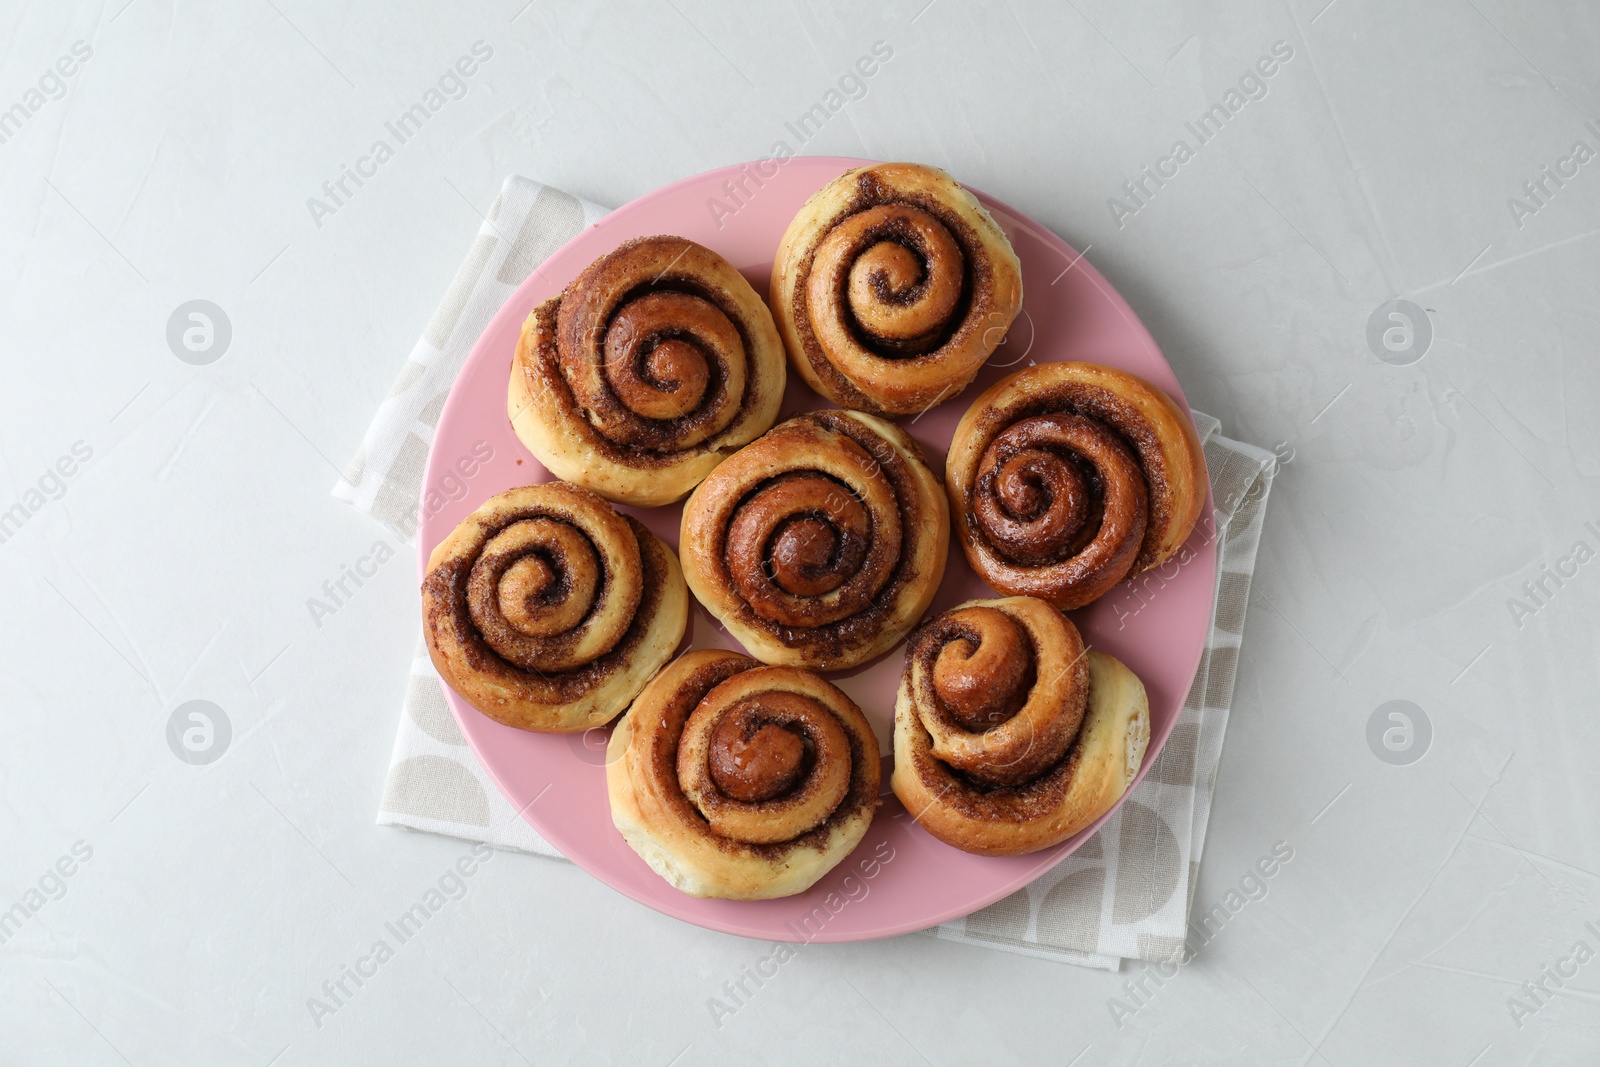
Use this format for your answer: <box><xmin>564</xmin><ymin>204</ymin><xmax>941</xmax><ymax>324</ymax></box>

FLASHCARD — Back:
<box><xmin>336</xmin><ymin>174</ymin><xmax>1278</xmax><ymax>968</ymax></box>
<box><xmin>331</xmin><ymin>176</ymin><xmax>608</xmax><ymax>538</ymax></box>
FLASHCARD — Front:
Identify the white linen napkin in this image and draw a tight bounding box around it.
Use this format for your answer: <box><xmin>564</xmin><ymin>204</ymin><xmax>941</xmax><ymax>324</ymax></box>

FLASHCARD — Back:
<box><xmin>336</xmin><ymin>175</ymin><xmax>1277</xmax><ymax>969</ymax></box>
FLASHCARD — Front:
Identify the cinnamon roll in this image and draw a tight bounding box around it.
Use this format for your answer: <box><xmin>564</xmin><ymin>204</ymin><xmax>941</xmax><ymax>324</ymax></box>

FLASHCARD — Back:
<box><xmin>606</xmin><ymin>649</ymin><xmax>881</xmax><ymax>899</ymax></box>
<box><xmin>679</xmin><ymin>410</ymin><xmax>949</xmax><ymax>670</ymax></box>
<box><xmin>421</xmin><ymin>482</ymin><xmax>688</xmax><ymax>733</ymax></box>
<box><xmin>770</xmin><ymin>162</ymin><xmax>1023</xmax><ymax>416</ymax></box>
<box><xmin>946</xmin><ymin>361</ymin><xmax>1207</xmax><ymax>609</ymax></box>
<box><xmin>892</xmin><ymin>597</ymin><xmax>1150</xmax><ymax>856</ymax></box>
<box><xmin>509</xmin><ymin>235</ymin><xmax>786</xmax><ymax>506</ymax></box>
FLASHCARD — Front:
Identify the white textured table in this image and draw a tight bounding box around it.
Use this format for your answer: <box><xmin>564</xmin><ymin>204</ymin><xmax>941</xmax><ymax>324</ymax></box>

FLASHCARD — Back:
<box><xmin>3</xmin><ymin>2</ymin><xmax>1597</xmax><ymax>1064</ymax></box>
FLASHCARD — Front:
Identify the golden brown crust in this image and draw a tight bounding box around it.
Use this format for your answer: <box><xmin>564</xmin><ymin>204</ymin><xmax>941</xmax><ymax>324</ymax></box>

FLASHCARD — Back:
<box><xmin>606</xmin><ymin>649</ymin><xmax>881</xmax><ymax>899</ymax></box>
<box><xmin>421</xmin><ymin>482</ymin><xmax>688</xmax><ymax>733</ymax></box>
<box><xmin>679</xmin><ymin>410</ymin><xmax>949</xmax><ymax>670</ymax></box>
<box><xmin>509</xmin><ymin>235</ymin><xmax>786</xmax><ymax>507</ymax></box>
<box><xmin>946</xmin><ymin>362</ymin><xmax>1207</xmax><ymax>610</ymax></box>
<box><xmin>770</xmin><ymin>162</ymin><xmax>1023</xmax><ymax>416</ymax></box>
<box><xmin>891</xmin><ymin>597</ymin><xmax>1150</xmax><ymax>856</ymax></box>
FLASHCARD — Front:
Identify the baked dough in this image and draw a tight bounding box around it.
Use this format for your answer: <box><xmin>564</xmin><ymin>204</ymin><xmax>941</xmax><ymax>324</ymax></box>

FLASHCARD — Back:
<box><xmin>892</xmin><ymin>597</ymin><xmax>1150</xmax><ymax>856</ymax></box>
<box><xmin>607</xmin><ymin>649</ymin><xmax>881</xmax><ymax>899</ymax></box>
<box><xmin>770</xmin><ymin>162</ymin><xmax>1023</xmax><ymax>416</ymax></box>
<box><xmin>679</xmin><ymin>410</ymin><xmax>949</xmax><ymax>670</ymax></box>
<box><xmin>946</xmin><ymin>361</ymin><xmax>1207</xmax><ymax>609</ymax></box>
<box><xmin>421</xmin><ymin>482</ymin><xmax>687</xmax><ymax>732</ymax></box>
<box><xmin>509</xmin><ymin>235</ymin><xmax>786</xmax><ymax>506</ymax></box>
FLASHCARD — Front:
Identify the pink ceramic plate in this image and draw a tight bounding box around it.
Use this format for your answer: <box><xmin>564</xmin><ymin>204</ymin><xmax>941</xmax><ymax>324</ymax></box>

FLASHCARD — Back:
<box><xmin>419</xmin><ymin>157</ymin><xmax>1216</xmax><ymax>943</ymax></box>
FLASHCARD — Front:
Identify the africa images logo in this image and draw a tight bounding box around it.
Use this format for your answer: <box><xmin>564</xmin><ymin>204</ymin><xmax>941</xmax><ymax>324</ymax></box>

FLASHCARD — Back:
<box><xmin>1107</xmin><ymin>41</ymin><xmax>1295</xmax><ymax>229</ymax></box>
<box><xmin>702</xmin><ymin>41</ymin><xmax>894</xmax><ymax>230</ymax></box>
<box><xmin>0</xmin><ymin>440</ymin><xmax>93</xmax><ymax>548</ymax></box>
<box><xmin>0</xmin><ymin>40</ymin><xmax>92</xmax><ymax>147</ymax></box>
<box><xmin>306</xmin><ymin>844</ymin><xmax>495</xmax><ymax>1028</ymax></box>
<box><xmin>305</xmin><ymin>42</ymin><xmax>494</xmax><ymax>228</ymax></box>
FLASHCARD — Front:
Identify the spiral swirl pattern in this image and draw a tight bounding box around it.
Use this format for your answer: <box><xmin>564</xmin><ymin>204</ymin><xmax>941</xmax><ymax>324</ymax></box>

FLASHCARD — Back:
<box><xmin>892</xmin><ymin>597</ymin><xmax>1151</xmax><ymax>857</ymax></box>
<box><xmin>510</xmin><ymin>236</ymin><xmax>786</xmax><ymax>506</ymax></box>
<box><xmin>606</xmin><ymin>649</ymin><xmax>882</xmax><ymax>899</ymax></box>
<box><xmin>680</xmin><ymin>410</ymin><xmax>949</xmax><ymax>671</ymax></box>
<box><xmin>421</xmin><ymin>482</ymin><xmax>688</xmax><ymax>733</ymax></box>
<box><xmin>947</xmin><ymin>361</ymin><xmax>1208</xmax><ymax>610</ymax></box>
<box><xmin>771</xmin><ymin>162</ymin><xmax>1024</xmax><ymax>415</ymax></box>
<box><xmin>913</xmin><ymin>602</ymin><xmax>1087</xmax><ymax>787</ymax></box>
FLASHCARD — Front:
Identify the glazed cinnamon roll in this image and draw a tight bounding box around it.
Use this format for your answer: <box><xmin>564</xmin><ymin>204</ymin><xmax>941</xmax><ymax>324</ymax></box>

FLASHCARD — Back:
<box><xmin>509</xmin><ymin>235</ymin><xmax>786</xmax><ymax>506</ymax></box>
<box><xmin>770</xmin><ymin>162</ymin><xmax>1023</xmax><ymax>416</ymax></box>
<box><xmin>679</xmin><ymin>410</ymin><xmax>949</xmax><ymax>670</ymax></box>
<box><xmin>892</xmin><ymin>597</ymin><xmax>1150</xmax><ymax>856</ymax></box>
<box><xmin>606</xmin><ymin>649</ymin><xmax>882</xmax><ymax>899</ymax></box>
<box><xmin>947</xmin><ymin>362</ymin><xmax>1207</xmax><ymax>609</ymax></box>
<box><xmin>421</xmin><ymin>482</ymin><xmax>688</xmax><ymax>733</ymax></box>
